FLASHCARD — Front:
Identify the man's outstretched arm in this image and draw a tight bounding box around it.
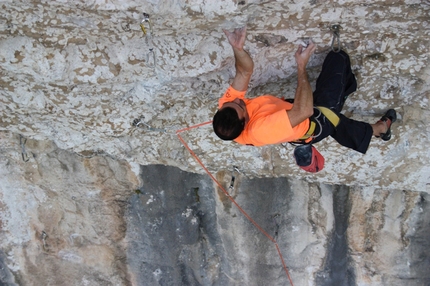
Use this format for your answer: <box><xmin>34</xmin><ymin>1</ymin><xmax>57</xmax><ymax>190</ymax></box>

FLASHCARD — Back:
<box><xmin>287</xmin><ymin>42</ymin><xmax>316</xmax><ymax>127</ymax></box>
<box><xmin>223</xmin><ymin>27</ymin><xmax>254</xmax><ymax>92</ymax></box>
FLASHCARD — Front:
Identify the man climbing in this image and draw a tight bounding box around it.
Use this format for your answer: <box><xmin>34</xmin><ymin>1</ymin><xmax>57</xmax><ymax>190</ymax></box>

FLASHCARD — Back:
<box><xmin>212</xmin><ymin>27</ymin><xmax>396</xmax><ymax>171</ymax></box>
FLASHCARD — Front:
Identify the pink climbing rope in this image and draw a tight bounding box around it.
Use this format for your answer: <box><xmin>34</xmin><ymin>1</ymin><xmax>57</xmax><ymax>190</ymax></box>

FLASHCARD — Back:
<box><xmin>176</xmin><ymin>121</ymin><xmax>294</xmax><ymax>286</ymax></box>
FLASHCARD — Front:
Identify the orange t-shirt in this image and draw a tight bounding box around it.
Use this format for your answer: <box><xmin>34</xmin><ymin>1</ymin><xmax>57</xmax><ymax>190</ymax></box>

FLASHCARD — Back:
<box><xmin>218</xmin><ymin>86</ymin><xmax>310</xmax><ymax>146</ymax></box>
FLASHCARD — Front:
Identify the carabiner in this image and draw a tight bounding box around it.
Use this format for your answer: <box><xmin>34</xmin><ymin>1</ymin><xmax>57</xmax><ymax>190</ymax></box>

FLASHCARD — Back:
<box><xmin>140</xmin><ymin>13</ymin><xmax>152</xmax><ymax>36</ymax></box>
<box><xmin>330</xmin><ymin>24</ymin><xmax>341</xmax><ymax>53</ymax></box>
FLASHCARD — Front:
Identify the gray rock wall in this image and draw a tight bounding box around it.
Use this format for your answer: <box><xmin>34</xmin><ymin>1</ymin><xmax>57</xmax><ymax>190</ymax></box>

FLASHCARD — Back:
<box><xmin>0</xmin><ymin>0</ymin><xmax>429</xmax><ymax>190</ymax></box>
<box><xmin>0</xmin><ymin>135</ymin><xmax>429</xmax><ymax>285</ymax></box>
<box><xmin>1</xmin><ymin>0</ymin><xmax>430</xmax><ymax>285</ymax></box>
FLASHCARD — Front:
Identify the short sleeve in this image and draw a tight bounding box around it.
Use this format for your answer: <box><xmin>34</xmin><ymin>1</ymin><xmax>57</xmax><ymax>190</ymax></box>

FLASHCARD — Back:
<box><xmin>218</xmin><ymin>86</ymin><xmax>246</xmax><ymax>108</ymax></box>
<box><xmin>245</xmin><ymin>110</ymin><xmax>297</xmax><ymax>145</ymax></box>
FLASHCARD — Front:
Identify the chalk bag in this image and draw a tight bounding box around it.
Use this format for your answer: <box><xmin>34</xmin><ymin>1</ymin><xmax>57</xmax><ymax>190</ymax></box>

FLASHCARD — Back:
<box><xmin>293</xmin><ymin>144</ymin><xmax>325</xmax><ymax>173</ymax></box>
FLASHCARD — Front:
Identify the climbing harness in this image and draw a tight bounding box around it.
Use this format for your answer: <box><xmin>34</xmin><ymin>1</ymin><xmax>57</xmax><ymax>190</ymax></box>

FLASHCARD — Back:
<box><xmin>297</xmin><ymin>119</ymin><xmax>318</xmax><ymax>142</ymax></box>
<box><xmin>295</xmin><ymin>106</ymin><xmax>339</xmax><ymax>143</ymax></box>
<box><xmin>291</xmin><ymin>107</ymin><xmax>340</xmax><ymax>173</ymax></box>
<box><xmin>330</xmin><ymin>24</ymin><xmax>342</xmax><ymax>53</ymax></box>
<box><xmin>317</xmin><ymin>106</ymin><xmax>340</xmax><ymax>127</ymax></box>
<box><xmin>176</xmin><ymin>121</ymin><xmax>295</xmax><ymax>286</ymax></box>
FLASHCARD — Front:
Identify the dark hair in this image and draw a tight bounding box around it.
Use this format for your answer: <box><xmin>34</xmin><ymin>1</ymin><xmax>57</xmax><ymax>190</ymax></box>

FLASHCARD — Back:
<box><xmin>213</xmin><ymin>107</ymin><xmax>245</xmax><ymax>140</ymax></box>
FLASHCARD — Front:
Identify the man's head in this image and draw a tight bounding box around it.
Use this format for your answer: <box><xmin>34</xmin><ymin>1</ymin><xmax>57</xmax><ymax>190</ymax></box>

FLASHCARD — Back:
<box><xmin>213</xmin><ymin>98</ymin><xmax>248</xmax><ymax>140</ymax></box>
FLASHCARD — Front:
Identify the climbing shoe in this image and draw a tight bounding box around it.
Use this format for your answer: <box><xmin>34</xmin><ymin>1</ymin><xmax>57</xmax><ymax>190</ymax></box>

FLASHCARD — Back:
<box><xmin>377</xmin><ymin>109</ymin><xmax>397</xmax><ymax>141</ymax></box>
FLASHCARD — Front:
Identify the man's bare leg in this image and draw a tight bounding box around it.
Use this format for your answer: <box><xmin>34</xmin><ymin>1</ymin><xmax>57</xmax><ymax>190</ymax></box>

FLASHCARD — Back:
<box><xmin>371</xmin><ymin>109</ymin><xmax>397</xmax><ymax>140</ymax></box>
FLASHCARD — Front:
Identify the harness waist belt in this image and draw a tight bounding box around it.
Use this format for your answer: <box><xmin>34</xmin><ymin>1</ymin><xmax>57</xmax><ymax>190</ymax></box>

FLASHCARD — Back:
<box><xmin>297</xmin><ymin>106</ymin><xmax>340</xmax><ymax>141</ymax></box>
<box><xmin>299</xmin><ymin>120</ymin><xmax>316</xmax><ymax>140</ymax></box>
<box><xmin>317</xmin><ymin>106</ymin><xmax>340</xmax><ymax>127</ymax></box>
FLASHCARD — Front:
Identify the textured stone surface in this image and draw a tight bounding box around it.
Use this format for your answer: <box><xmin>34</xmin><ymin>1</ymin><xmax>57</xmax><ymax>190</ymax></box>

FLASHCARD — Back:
<box><xmin>1</xmin><ymin>0</ymin><xmax>430</xmax><ymax>285</ymax></box>
<box><xmin>0</xmin><ymin>132</ymin><xmax>140</xmax><ymax>285</ymax></box>
<box><xmin>0</xmin><ymin>0</ymin><xmax>429</xmax><ymax>190</ymax></box>
<box><xmin>1</xmin><ymin>139</ymin><xmax>428</xmax><ymax>285</ymax></box>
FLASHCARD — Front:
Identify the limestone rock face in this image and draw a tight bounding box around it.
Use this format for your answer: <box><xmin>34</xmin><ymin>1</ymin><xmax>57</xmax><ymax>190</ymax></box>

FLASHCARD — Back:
<box><xmin>0</xmin><ymin>138</ymin><xmax>429</xmax><ymax>285</ymax></box>
<box><xmin>0</xmin><ymin>132</ymin><xmax>140</xmax><ymax>285</ymax></box>
<box><xmin>1</xmin><ymin>0</ymin><xmax>430</xmax><ymax>285</ymax></box>
<box><xmin>1</xmin><ymin>0</ymin><xmax>429</xmax><ymax>189</ymax></box>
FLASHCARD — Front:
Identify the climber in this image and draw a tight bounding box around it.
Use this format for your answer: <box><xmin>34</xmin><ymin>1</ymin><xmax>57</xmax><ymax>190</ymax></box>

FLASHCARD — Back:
<box><xmin>212</xmin><ymin>27</ymin><xmax>397</xmax><ymax>172</ymax></box>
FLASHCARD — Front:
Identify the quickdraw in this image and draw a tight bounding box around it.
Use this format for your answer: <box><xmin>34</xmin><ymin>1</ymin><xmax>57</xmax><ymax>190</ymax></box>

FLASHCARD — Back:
<box><xmin>139</xmin><ymin>13</ymin><xmax>156</xmax><ymax>68</ymax></box>
<box><xmin>20</xmin><ymin>135</ymin><xmax>29</xmax><ymax>162</ymax></box>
